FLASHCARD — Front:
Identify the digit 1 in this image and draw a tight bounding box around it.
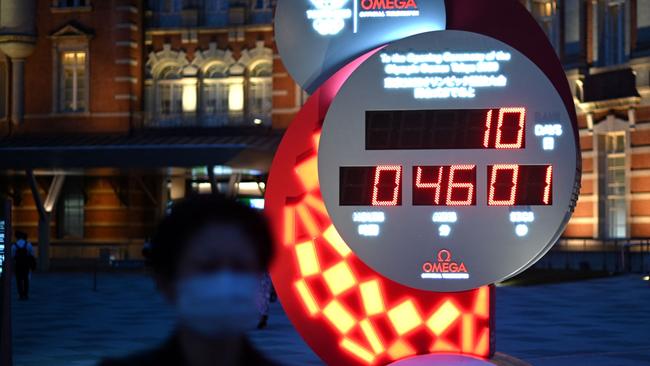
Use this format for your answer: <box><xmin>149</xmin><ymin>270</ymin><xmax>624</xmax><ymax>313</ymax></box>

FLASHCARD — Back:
<box><xmin>446</xmin><ymin>165</ymin><xmax>476</xmax><ymax>206</ymax></box>
<box><xmin>488</xmin><ymin>164</ymin><xmax>520</xmax><ymax>206</ymax></box>
<box><xmin>415</xmin><ymin>166</ymin><xmax>443</xmax><ymax>204</ymax></box>
<box><xmin>543</xmin><ymin>165</ymin><xmax>553</xmax><ymax>205</ymax></box>
<box><xmin>495</xmin><ymin>108</ymin><xmax>526</xmax><ymax>149</ymax></box>
<box><xmin>483</xmin><ymin>109</ymin><xmax>493</xmax><ymax>148</ymax></box>
<box><xmin>372</xmin><ymin>165</ymin><xmax>402</xmax><ymax>207</ymax></box>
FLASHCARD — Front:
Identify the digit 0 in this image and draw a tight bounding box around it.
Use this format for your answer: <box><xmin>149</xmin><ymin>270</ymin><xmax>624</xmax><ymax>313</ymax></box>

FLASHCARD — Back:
<box><xmin>495</xmin><ymin>108</ymin><xmax>526</xmax><ymax>149</ymax></box>
<box><xmin>372</xmin><ymin>165</ymin><xmax>402</xmax><ymax>206</ymax></box>
<box><xmin>489</xmin><ymin>164</ymin><xmax>520</xmax><ymax>206</ymax></box>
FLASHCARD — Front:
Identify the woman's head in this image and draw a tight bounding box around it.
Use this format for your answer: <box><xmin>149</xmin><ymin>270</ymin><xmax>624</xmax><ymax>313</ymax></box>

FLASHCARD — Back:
<box><xmin>150</xmin><ymin>194</ymin><xmax>275</xmax><ymax>338</ymax></box>
<box><xmin>151</xmin><ymin>194</ymin><xmax>274</xmax><ymax>284</ymax></box>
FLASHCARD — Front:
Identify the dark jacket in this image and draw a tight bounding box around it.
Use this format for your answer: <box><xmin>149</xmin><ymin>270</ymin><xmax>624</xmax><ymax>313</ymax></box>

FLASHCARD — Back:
<box><xmin>98</xmin><ymin>334</ymin><xmax>279</xmax><ymax>366</ymax></box>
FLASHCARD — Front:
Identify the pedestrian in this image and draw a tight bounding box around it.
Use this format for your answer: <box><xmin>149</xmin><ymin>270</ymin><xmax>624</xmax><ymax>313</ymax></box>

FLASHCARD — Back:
<box><xmin>98</xmin><ymin>194</ymin><xmax>278</xmax><ymax>366</ymax></box>
<box><xmin>256</xmin><ymin>272</ymin><xmax>272</xmax><ymax>329</ymax></box>
<box><xmin>12</xmin><ymin>231</ymin><xmax>36</xmax><ymax>300</ymax></box>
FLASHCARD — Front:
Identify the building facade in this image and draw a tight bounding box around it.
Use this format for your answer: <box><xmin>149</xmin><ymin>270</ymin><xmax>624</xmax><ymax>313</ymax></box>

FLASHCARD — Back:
<box><xmin>0</xmin><ymin>0</ymin><xmax>301</xmax><ymax>269</ymax></box>
<box><xmin>0</xmin><ymin>0</ymin><xmax>648</xmax><ymax>269</ymax></box>
<box><xmin>522</xmin><ymin>0</ymin><xmax>650</xmax><ymax>243</ymax></box>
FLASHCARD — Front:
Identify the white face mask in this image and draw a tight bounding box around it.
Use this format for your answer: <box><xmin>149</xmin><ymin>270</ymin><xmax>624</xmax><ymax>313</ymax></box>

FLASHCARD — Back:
<box><xmin>176</xmin><ymin>271</ymin><xmax>260</xmax><ymax>338</ymax></box>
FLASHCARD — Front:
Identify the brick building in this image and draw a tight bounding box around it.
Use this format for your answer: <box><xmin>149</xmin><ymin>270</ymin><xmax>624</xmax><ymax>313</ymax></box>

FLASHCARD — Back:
<box><xmin>521</xmin><ymin>0</ymin><xmax>650</xmax><ymax>245</ymax></box>
<box><xmin>0</xmin><ymin>0</ymin><xmax>300</xmax><ymax>269</ymax></box>
<box><xmin>0</xmin><ymin>0</ymin><xmax>648</xmax><ymax>270</ymax></box>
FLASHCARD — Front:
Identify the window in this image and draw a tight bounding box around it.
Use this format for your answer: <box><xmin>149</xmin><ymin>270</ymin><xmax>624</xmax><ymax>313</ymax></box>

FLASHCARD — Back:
<box><xmin>60</xmin><ymin>51</ymin><xmax>88</xmax><ymax>113</ymax></box>
<box><xmin>157</xmin><ymin>66</ymin><xmax>183</xmax><ymax>117</ymax></box>
<box><xmin>54</xmin><ymin>0</ymin><xmax>90</xmax><ymax>7</ymax></box>
<box><xmin>600</xmin><ymin>1</ymin><xmax>628</xmax><ymax>65</ymax></box>
<box><xmin>58</xmin><ymin>180</ymin><xmax>85</xmax><ymax>239</ymax></box>
<box><xmin>638</xmin><ymin>0</ymin><xmax>650</xmax><ymax>44</ymax></box>
<box><xmin>531</xmin><ymin>0</ymin><xmax>559</xmax><ymax>51</ymax></box>
<box><xmin>0</xmin><ymin>60</ymin><xmax>6</xmax><ymax>120</ymax></box>
<box><xmin>248</xmin><ymin>62</ymin><xmax>272</xmax><ymax>123</ymax></box>
<box><xmin>599</xmin><ymin>133</ymin><xmax>628</xmax><ymax>239</ymax></box>
<box><xmin>202</xmin><ymin>64</ymin><xmax>230</xmax><ymax>125</ymax></box>
<box><xmin>563</xmin><ymin>0</ymin><xmax>582</xmax><ymax>58</ymax></box>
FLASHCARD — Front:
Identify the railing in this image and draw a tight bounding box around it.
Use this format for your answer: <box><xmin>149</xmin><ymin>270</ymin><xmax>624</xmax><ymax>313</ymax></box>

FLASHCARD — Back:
<box><xmin>144</xmin><ymin>112</ymin><xmax>271</xmax><ymax>128</ymax></box>
<box><xmin>536</xmin><ymin>237</ymin><xmax>650</xmax><ymax>273</ymax></box>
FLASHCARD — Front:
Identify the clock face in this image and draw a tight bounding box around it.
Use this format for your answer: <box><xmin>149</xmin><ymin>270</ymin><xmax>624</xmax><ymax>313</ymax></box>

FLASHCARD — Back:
<box><xmin>318</xmin><ymin>30</ymin><xmax>580</xmax><ymax>292</ymax></box>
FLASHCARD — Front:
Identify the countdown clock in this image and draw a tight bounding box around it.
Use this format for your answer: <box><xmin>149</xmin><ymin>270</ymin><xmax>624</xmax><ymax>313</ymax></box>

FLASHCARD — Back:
<box><xmin>318</xmin><ymin>30</ymin><xmax>581</xmax><ymax>292</ymax></box>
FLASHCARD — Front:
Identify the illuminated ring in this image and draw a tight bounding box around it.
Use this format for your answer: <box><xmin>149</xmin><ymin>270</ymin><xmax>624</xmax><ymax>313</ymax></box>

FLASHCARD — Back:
<box><xmin>266</xmin><ymin>56</ymin><xmax>492</xmax><ymax>366</ymax></box>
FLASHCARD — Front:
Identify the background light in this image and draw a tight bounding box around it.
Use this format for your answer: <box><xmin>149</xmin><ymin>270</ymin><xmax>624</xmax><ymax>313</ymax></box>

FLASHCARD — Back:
<box><xmin>182</xmin><ymin>84</ymin><xmax>197</xmax><ymax>112</ymax></box>
<box><xmin>229</xmin><ymin>82</ymin><xmax>244</xmax><ymax>112</ymax></box>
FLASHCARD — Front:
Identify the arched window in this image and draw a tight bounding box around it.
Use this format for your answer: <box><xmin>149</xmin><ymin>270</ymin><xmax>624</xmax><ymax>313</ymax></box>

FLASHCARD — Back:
<box><xmin>248</xmin><ymin>62</ymin><xmax>272</xmax><ymax>124</ymax></box>
<box><xmin>157</xmin><ymin>65</ymin><xmax>183</xmax><ymax>118</ymax></box>
<box><xmin>202</xmin><ymin>63</ymin><xmax>229</xmax><ymax>125</ymax></box>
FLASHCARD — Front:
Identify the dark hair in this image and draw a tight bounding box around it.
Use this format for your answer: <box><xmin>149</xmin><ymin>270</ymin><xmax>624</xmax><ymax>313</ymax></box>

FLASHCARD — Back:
<box><xmin>15</xmin><ymin>231</ymin><xmax>27</xmax><ymax>241</ymax></box>
<box><xmin>151</xmin><ymin>194</ymin><xmax>274</xmax><ymax>280</ymax></box>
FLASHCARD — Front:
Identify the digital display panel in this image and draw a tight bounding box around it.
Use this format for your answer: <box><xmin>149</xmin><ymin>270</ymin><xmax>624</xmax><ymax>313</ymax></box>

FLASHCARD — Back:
<box><xmin>487</xmin><ymin>165</ymin><xmax>553</xmax><ymax>206</ymax></box>
<box><xmin>318</xmin><ymin>31</ymin><xmax>580</xmax><ymax>293</ymax></box>
<box><xmin>413</xmin><ymin>165</ymin><xmax>477</xmax><ymax>206</ymax></box>
<box><xmin>366</xmin><ymin>108</ymin><xmax>526</xmax><ymax>150</ymax></box>
<box><xmin>340</xmin><ymin>166</ymin><xmax>403</xmax><ymax>206</ymax></box>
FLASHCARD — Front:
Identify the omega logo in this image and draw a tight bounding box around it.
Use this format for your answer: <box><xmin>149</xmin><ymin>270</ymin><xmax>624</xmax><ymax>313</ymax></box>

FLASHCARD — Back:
<box><xmin>421</xmin><ymin>249</ymin><xmax>470</xmax><ymax>280</ymax></box>
<box><xmin>360</xmin><ymin>0</ymin><xmax>418</xmax><ymax>10</ymax></box>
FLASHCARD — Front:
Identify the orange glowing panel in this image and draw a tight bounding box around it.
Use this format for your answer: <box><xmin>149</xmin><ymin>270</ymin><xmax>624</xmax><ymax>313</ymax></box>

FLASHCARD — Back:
<box><xmin>323</xmin><ymin>225</ymin><xmax>352</xmax><ymax>258</ymax></box>
<box><xmin>474</xmin><ymin>287</ymin><xmax>490</xmax><ymax>318</ymax></box>
<box><xmin>282</xmin><ymin>206</ymin><xmax>296</xmax><ymax>246</ymax></box>
<box><xmin>387</xmin><ymin>300</ymin><xmax>423</xmax><ymax>336</ymax></box>
<box><xmin>295</xmin><ymin>241</ymin><xmax>320</xmax><ymax>277</ymax></box>
<box><xmin>323</xmin><ymin>300</ymin><xmax>357</xmax><ymax>334</ymax></box>
<box><xmin>304</xmin><ymin>193</ymin><xmax>329</xmax><ymax>217</ymax></box>
<box><xmin>323</xmin><ymin>261</ymin><xmax>357</xmax><ymax>296</ymax></box>
<box><xmin>295</xmin><ymin>155</ymin><xmax>319</xmax><ymax>191</ymax></box>
<box><xmin>431</xmin><ymin>338</ymin><xmax>461</xmax><ymax>353</ymax></box>
<box><xmin>426</xmin><ymin>300</ymin><xmax>461</xmax><ymax>336</ymax></box>
<box><xmin>475</xmin><ymin>327</ymin><xmax>491</xmax><ymax>357</ymax></box>
<box><xmin>294</xmin><ymin>279</ymin><xmax>320</xmax><ymax>316</ymax></box>
<box><xmin>312</xmin><ymin>132</ymin><xmax>321</xmax><ymax>150</ymax></box>
<box><xmin>387</xmin><ymin>339</ymin><xmax>417</xmax><ymax>360</ymax></box>
<box><xmin>462</xmin><ymin>314</ymin><xmax>476</xmax><ymax>353</ymax></box>
<box><xmin>295</xmin><ymin>203</ymin><xmax>321</xmax><ymax>238</ymax></box>
<box><xmin>359</xmin><ymin>280</ymin><xmax>385</xmax><ymax>316</ymax></box>
<box><xmin>360</xmin><ymin>319</ymin><xmax>385</xmax><ymax>354</ymax></box>
<box><xmin>341</xmin><ymin>338</ymin><xmax>375</xmax><ymax>364</ymax></box>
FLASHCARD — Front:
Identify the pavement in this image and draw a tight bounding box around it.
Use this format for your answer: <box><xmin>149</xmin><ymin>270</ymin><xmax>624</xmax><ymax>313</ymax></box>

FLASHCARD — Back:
<box><xmin>10</xmin><ymin>273</ymin><xmax>650</xmax><ymax>366</ymax></box>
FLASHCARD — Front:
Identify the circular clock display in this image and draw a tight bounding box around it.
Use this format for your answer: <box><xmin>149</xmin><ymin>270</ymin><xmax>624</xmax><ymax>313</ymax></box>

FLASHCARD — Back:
<box><xmin>318</xmin><ymin>30</ymin><xmax>580</xmax><ymax>292</ymax></box>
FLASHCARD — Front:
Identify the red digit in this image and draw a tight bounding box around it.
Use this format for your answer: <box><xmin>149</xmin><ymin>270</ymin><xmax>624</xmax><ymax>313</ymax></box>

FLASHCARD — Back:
<box><xmin>543</xmin><ymin>165</ymin><xmax>553</xmax><ymax>205</ymax></box>
<box><xmin>372</xmin><ymin>165</ymin><xmax>402</xmax><ymax>207</ymax></box>
<box><xmin>446</xmin><ymin>165</ymin><xmax>476</xmax><ymax>206</ymax></box>
<box><xmin>495</xmin><ymin>108</ymin><xmax>526</xmax><ymax>149</ymax></box>
<box><xmin>483</xmin><ymin>109</ymin><xmax>493</xmax><ymax>148</ymax></box>
<box><xmin>415</xmin><ymin>166</ymin><xmax>443</xmax><ymax>204</ymax></box>
<box><xmin>489</xmin><ymin>164</ymin><xmax>520</xmax><ymax>206</ymax></box>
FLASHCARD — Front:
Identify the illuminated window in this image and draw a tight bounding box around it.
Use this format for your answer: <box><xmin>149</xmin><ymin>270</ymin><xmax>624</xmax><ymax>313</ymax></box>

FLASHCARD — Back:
<box><xmin>530</xmin><ymin>0</ymin><xmax>559</xmax><ymax>52</ymax></box>
<box><xmin>599</xmin><ymin>132</ymin><xmax>628</xmax><ymax>238</ymax></box>
<box><xmin>60</xmin><ymin>51</ymin><xmax>88</xmax><ymax>113</ymax></box>
<box><xmin>202</xmin><ymin>64</ymin><xmax>229</xmax><ymax>125</ymax></box>
<box><xmin>248</xmin><ymin>62</ymin><xmax>272</xmax><ymax>125</ymax></box>
<box><xmin>156</xmin><ymin>66</ymin><xmax>183</xmax><ymax>117</ymax></box>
